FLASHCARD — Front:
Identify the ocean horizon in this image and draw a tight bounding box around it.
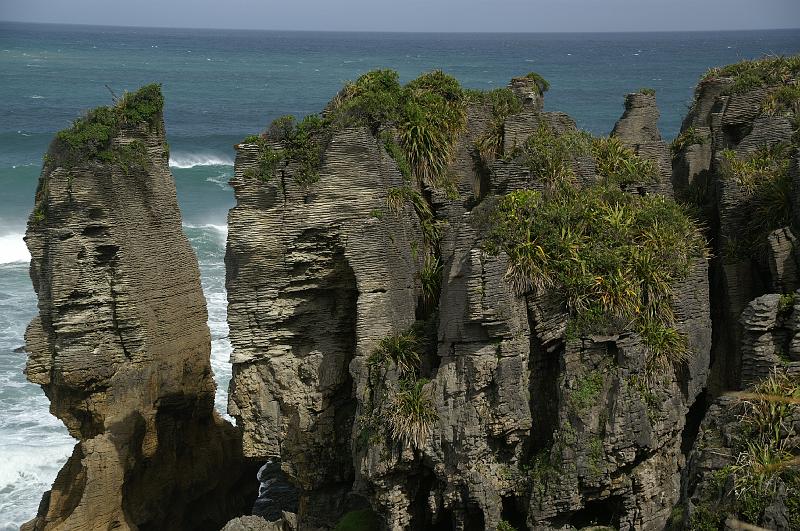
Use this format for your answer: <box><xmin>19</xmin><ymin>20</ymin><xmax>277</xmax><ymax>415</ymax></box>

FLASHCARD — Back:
<box><xmin>1</xmin><ymin>21</ymin><xmax>799</xmax><ymax>528</ymax></box>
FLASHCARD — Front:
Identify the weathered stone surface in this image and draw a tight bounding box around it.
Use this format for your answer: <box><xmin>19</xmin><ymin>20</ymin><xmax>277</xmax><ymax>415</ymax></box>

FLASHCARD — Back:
<box><xmin>610</xmin><ymin>92</ymin><xmax>673</xmax><ymax>197</ymax></box>
<box><xmin>225</xmin><ymin>79</ymin><xmax>711</xmax><ymax>531</ymax></box>
<box><xmin>672</xmin><ymin>75</ymin><xmax>799</xmax><ymax>393</ymax></box>
<box><xmin>226</xmin><ymin>126</ymin><xmax>423</xmax><ymax>528</ymax></box>
<box><xmin>22</xmin><ymin>96</ymin><xmax>253</xmax><ymax>530</ymax></box>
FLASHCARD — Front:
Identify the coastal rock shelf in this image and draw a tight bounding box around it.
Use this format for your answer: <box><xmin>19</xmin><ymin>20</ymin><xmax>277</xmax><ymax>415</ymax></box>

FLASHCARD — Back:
<box><xmin>22</xmin><ymin>56</ymin><xmax>800</xmax><ymax>531</ymax></box>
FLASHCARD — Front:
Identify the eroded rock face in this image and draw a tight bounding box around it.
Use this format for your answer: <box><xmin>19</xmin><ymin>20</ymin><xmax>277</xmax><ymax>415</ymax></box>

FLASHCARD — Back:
<box><xmin>225</xmin><ymin>77</ymin><xmax>711</xmax><ymax>530</ymax></box>
<box><xmin>671</xmin><ymin>75</ymin><xmax>798</xmax><ymax>394</ymax></box>
<box><xmin>23</xmin><ymin>88</ymin><xmax>254</xmax><ymax>531</ymax></box>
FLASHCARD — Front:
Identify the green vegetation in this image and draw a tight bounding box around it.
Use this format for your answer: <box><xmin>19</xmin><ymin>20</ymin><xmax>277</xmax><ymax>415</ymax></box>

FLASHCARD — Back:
<box><xmin>708</xmin><ymin>369</ymin><xmax>800</xmax><ymax>527</ymax></box>
<box><xmin>762</xmin><ymin>84</ymin><xmax>800</xmax><ymax>116</ymax></box>
<box><xmin>570</xmin><ymin>370</ymin><xmax>604</xmax><ymax>413</ymax></box>
<box><xmin>420</xmin><ymin>253</ymin><xmax>443</xmax><ymax>311</ymax></box>
<box><xmin>54</xmin><ymin>83</ymin><xmax>163</xmax><ymax>168</ymax></box>
<box><xmin>516</xmin><ymin>124</ymin><xmax>592</xmax><ymax>187</ymax></box>
<box><xmin>703</xmin><ymin>55</ymin><xmax>800</xmax><ymax>94</ymax></box>
<box><xmin>388</xmin><ymin>378</ymin><xmax>438</xmax><ymax>449</ymax></box>
<box><xmin>496</xmin><ymin>520</ymin><xmax>518</xmax><ymax>531</ymax></box>
<box><xmin>719</xmin><ymin>144</ymin><xmax>794</xmax><ymax>259</ymax></box>
<box><xmin>474</xmin><ymin>88</ymin><xmax>525</xmax><ymax>163</ymax></box>
<box><xmin>510</xmin><ymin>123</ymin><xmax>657</xmax><ymax>189</ymax></box>
<box><xmin>523</xmin><ymin>71</ymin><xmax>551</xmax><ymax>95</ymax></box>
<box><xmin>484</xmin><ymin>177</ymin><xmax>706</xmax><ymax>372</ymax></box>
<box><xmin>368</xmin><ymin>329</ymin><xmax>421</xmax><ymax>376</ymax></box>
<box><xmin>638</xmin><ymin>87</ymin><xmax>656</xmax><ymax>96</ymax></box>
<box><xmin>528</xmin><ymin>449</ymin><xmax>559</xmax><ymax>497</ymax></box>
<box><xmin>333</xmin><ymin>509</ymin><xmax>382</xmax><ymax>531</ymax></box>
<box><xmin>591</xmin><ymin>136</ymin><xmax>658</xmax><ymax>186</ymax></box>
<box><xmin>689</xmin><ymin>503</ymin><xmax>722</xmax><ymax>531</ymax></box>
<box><xmin>670</xmin><ymin>126</ymin><xmax>707</xmax><ymax>157</ymax></box>
<box><xmin>778</xmin><ymin>292</ymin><xmax>796</xmax><ymax>316</ymax></box>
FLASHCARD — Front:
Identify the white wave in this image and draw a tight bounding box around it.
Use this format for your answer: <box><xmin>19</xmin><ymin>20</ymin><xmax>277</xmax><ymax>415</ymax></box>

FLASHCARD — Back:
<box><xmin>169</xmin><ymin>153</ymin><xmax>233</xmax><ymax>169</ymax></box>
<box><xmin>30</xmin><ymin>95</ymin><xmax>44</xmax><ymax>99</ymax></box>
<box><xmin>0</xmin><ymin>234</ymin><xmax>30</xmax><ymax>264</ymax></box>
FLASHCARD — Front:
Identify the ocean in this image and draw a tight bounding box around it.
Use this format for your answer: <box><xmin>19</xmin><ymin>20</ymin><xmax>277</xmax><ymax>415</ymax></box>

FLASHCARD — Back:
<box><xmin>0</xmin><ymin>21</ymin><xmax>798</xmax><ymax>528</ymax></box>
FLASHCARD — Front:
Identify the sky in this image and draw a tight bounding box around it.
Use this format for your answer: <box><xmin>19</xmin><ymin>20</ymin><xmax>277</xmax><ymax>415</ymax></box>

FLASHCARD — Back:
<box><xmin>0</xmin><ymin>0</ymin><xmax>799</xmax><ymax>33</ymax></box>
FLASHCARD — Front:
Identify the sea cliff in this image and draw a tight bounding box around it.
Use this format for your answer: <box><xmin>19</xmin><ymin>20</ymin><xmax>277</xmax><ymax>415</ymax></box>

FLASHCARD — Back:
<box><xmin>22</xmin><ymin>57</ymin><xmax>800</xmax><ymax>530</ymax></box>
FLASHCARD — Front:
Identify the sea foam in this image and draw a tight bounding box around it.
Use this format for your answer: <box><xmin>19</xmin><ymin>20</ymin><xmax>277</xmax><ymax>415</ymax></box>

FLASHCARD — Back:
<box><xmin>0</xmin><ymin>234</ymin><xmax>30</xmax><ymax>264</ymax></box>
<box><xmin>169</xmin><ymin>153</ymin><xmax>234</xmax><ymax>169</ymax></box>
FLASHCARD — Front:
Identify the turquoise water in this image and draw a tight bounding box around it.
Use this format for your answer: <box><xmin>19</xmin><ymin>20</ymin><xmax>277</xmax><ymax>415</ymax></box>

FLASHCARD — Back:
<box><xmin>0</xmin><ymin>21</ymin><xmax>798</xmax><ymax>528</ymax></box>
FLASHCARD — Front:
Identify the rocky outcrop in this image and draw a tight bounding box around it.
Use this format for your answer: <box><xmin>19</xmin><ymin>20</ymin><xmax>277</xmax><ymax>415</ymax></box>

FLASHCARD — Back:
<box><xmin>225</xmin><ymin>74</ymin><xmax>711</xmax><ymax>530</ymax></box>
<box><xmin>673</xmin><ymin>58</ymin><xmax>800</xmax><ymax>530</ymax></box>
<box><xmin>671</xmin><ymin>67</ymin><xmax>799</xmax><ymax>394</ymax></box>
<box><xmin>22</xmin><ymin>86</ymin><xmax>254</xmax><ymax>531</ymax></box>
<box><xmin>611</xmin><ymin>91</ymin><xmax>673</xmax><ymax>197</ymax></box>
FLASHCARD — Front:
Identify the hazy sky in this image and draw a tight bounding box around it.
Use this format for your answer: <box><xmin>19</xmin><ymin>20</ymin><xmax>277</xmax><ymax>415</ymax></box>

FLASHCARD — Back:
<box><xmin>1</xmin><ymin>0</ymin><xmax>799</xmax><ymax>32</ymax></box>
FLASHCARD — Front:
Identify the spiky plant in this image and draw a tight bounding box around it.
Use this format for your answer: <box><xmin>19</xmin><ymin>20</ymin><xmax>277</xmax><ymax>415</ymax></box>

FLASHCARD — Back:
<box><xmin>420</xmin><ymin>253</ymin><xmax>443</xmax><ymax>310</ymax></box>
<box><xmin>388</xmin><ymin>378</ymin><xmax>438</xmax><ymax>449</ymax></box>
<box><xmin>592</xmin><ymin>136</ymin><xmax>658</xmax><ymax>185</ymax></box>
<box><xmin>370</xmin><ymin>330</ymin><xmax>421</xmax><ymax>376</ymax></box>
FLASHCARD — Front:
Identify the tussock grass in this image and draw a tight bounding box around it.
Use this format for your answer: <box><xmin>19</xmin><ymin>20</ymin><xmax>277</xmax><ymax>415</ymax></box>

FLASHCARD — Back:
<box><xmin>719</xmin><ymin>144</ymin><xmax>794</xmax><ymax>258</ymax></box>
<box><xmin>484</xmin><ymin>179</ymin><xmax>706</xmax><ymax>373</ymax></box>
<box><xmin>388</xmin><ymin>378</ymin><xmax>438</xmax><ymax>449</ymax></box>
<box><xmin>54</xmin><ymin>83</ymin><xmax>164</xmax><ymax>167</ymax></box>
<box><xmin>703</xmin><ymin>55</ymin><xmax>800</xmax><ymax>94</ymax></box>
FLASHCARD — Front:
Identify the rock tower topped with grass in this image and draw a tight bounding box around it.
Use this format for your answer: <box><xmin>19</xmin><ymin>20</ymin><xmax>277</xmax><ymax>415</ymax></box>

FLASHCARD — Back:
<box><xmin>225</xmin><ymin>70</ymin><xmax>712</xmax><ymax>530</ymax></box>
<box><xmin>23</xmin><ymin>85</ymin><xmax>254</xmax><ymax>531</ymax></box>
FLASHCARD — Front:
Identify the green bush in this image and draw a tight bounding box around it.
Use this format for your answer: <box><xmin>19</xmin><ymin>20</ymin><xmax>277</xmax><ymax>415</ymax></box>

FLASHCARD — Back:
<box><xmin>484</xmin><ymin>181</ymin><xmax>706</xmax><ymax>372</ymax></box>
<box><xmin>703</xmin><ymin>55</ymin><xmax>800</xmax><ymax>94</ymax></box>
<box><xmin>420</xmin><ymin>253</ymin><xmax>443</xmax><ymax>311</ymax></box>
<box><xmin>638</xmin><ymin>87</ymin><xmax>656</xmax><ymax>96</ymax></box>
<box><xmin>474</xmin><ymin>88</ymin><xmax>524</xmax><ymax>163</ymax></box>
<box><xmin>369</xmin><ymin>329</ymin><xmax>421</xmax><ymax>376</ymax></box>
<box><xmin>762</xmin><ymin>84</ymin><xmax>800</xmax><ymax>116</ymax></box>
<box><xmin>496</xmin><ymin>520</ymin><xmax>518</xmax><ymax>531</ymax></box>
<box><xmin>719</xmin><ymin>144</ymin><xmax>793</xmax><ymax>258</ymax></box>
<box><xmin>570</xmin><ymin>370</ymin><xmax>604</xmax><ymax>413</ymax></box>
<box><xmin>517</xmin><ymin>123</ymin><xmax>592</xmax><ymax>187</ymax></box>
<box><xmin>388</xmin><ymin>378</ymin><xmax>438</xmax><ymax>449</ymax></box>
<box><xmin>54</xmin><ymin>83</ymin><xmax>163</xmax><ymax>167</ymax></box>
<box><xmin>523</xmin><ymin>71</ymin><xmax>551</xmax><ymax>94</ymax></box>
<box><xmin>670</xmin><ymin>126</ymin><xmax>707</xmax><ymax>157</ymax></box>
<box><xmin>592</xmin><ymin>136</ymin><xmax>658</xmax><ymax>186</ymax></box>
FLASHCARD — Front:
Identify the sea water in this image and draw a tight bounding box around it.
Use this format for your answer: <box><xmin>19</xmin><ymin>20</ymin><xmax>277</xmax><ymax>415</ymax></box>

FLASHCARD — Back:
<box><xmin>1</xmin><ymin>22</ymin><xmax>798</xmax><ymax>527</ymax></box>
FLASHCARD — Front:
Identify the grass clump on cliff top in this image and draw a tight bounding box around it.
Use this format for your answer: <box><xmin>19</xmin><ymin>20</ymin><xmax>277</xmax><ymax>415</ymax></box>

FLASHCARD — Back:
<box><xmin>484</xmin><ymin>181</ymin><xmax>706</xmax><ymax>372</ymax></box>
<box><xmin>513</xmin><ymin>123</ymin><xmax>657</xmax><ymax>188</ymax></box>
<box><xmin>719</xmin><ymin>143</ymin><xmax>794</xmax><ymax>259</ymax></box>
<box><xmin>55</xmin><ymin>83</ymin><xmax>164</xmax><ymax>167</ymax></box>
<box><xmin>245</xmin><ymin>69</ymin><xmax>468</xmax><ymax>190</ymax></box>
<box><xmin>523</xmin><ymin>71</ymin><xmax>551</xmax><ymax>95</ymax></box>
<box><xmin>703</xmin><ymin>55</ymin><xmax>800</xmax><ymax>94</ymax></box>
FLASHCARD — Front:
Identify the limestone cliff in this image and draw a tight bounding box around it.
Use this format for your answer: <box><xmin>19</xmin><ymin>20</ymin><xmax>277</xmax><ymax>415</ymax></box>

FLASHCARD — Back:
<box><xmin>225</xmin><ymin>72</ymin><xmax>711</xmax><ymax>530</ymax></box>
<box><xmin>670</xmin><ymin>56</ymin><xmax>800</xmax><ymax>530</ymax></box>
<box><xmin>23</xmin><ymin>85</ymin><xmax>254</xmax><ymax>531</ymax></box>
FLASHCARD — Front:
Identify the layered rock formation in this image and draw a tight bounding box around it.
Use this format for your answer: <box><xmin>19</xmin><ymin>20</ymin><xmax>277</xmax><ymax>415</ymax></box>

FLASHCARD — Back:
<box><xmin>24</xmin><ymin>57</ymin><xmax>800</xmax><ymax>531</ymax></box>
<box><xmin>225</xmin><ymin>74</ymin><xmax>711</xmax><ymax>530</ymax></box>
<box><xmin>671</xmin><ymin>58</ymin><xmax>800</xmax><ymax>529</ymax></box>
<box><xmin>23</xmin><ymin>85</ymin><xmax>254</xmax><ymax>530</ymax></box>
